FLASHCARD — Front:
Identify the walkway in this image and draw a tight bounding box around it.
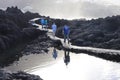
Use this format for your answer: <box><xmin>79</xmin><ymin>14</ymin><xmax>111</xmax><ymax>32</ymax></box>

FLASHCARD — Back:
<box><xmin>30</xmin><ymin>18</ymin><xmax>120</xmax><ymax>57</ymax></box>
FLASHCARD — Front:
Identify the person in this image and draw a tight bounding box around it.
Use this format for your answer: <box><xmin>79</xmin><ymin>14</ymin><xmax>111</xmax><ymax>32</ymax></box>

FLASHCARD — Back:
<box><xmin>52</xmin><ymin>23</ymin><xmax>57</xmax><ymax>37</ymax></box>
<box><xmin>52</xmin><ymin>48</ymin><xmax>58</xmax><ymax>59</ymax></box>
<box><xmin>40</xmin><ymin>18</ymin><xmax>45</xmax><ymax>29</ymax></box>
<box><xmin>63</xmin><ymin>25</ymin><xmax>70</xmax><ymax>44</ymax></box>
<box><xmin>44</xmin><ymin>19</ymin><xmax>48</xmax><ymax>29</ymax></box>
<box><xmin>64</xmin><ymin>50</ymin><xmax>70</xmax><ymax>66</ymax></box>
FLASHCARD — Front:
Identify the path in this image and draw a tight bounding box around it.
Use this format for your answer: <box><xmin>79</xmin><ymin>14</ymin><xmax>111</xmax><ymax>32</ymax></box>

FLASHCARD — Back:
<box><xmin>30</xmin><ymin>18</ymin><xmax>120</xmax><ymax>56</ymax></box>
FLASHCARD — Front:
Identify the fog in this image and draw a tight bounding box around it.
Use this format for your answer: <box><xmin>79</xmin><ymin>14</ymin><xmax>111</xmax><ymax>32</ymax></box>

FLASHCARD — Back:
<box><xmin>0</xmin><ymin>0</ymin><xmax>120</xmax><ymax>19</ymax></box>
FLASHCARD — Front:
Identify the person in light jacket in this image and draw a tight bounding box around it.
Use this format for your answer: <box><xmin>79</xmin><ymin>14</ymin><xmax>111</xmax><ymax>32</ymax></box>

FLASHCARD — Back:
<box><xmin>52</xmin><ymin>23</ymin><xmax>57</xmax><ymax>37</ymax></box>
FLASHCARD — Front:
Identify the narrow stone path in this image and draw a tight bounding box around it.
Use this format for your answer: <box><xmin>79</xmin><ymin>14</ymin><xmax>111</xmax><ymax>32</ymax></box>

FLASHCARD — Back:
<box><xmin>30</xmin><ymin>18</ymin><xmax>120</xmax><ymax>56</ymax></box>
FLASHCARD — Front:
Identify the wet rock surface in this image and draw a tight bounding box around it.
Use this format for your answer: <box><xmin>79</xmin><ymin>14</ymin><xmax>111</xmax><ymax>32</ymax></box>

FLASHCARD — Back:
<box><xmin>0</xmin><ymin>70</ymin><xmax>43</xmax><ymax>80</ymax></box>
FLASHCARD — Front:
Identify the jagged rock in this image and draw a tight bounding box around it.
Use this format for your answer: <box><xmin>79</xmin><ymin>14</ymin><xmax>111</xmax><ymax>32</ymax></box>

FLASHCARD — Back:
<box><xmin>0</xmin><ymin>70</ymin><xmax>43</xmax><ymax>80</ymax></box>
<box><xmin>0</xmin><ymin>6</ymin><xmax>41</xmax><ymax>53</ymax></box>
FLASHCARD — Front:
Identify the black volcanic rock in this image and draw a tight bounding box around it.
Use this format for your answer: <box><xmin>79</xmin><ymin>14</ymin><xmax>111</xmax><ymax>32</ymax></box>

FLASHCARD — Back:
<box><xmin>0</xmin><ymin>7</ymin><xmax>54</xmax><ymax>68</ymax></box>
<box><xmin>0</xmin><ymin>6</ymin><xmax>41</xmax><ymax>53</ymax></box>
<box><xmin>0</xmin><ymin>70</ymin><xmax>43</xmax><ymax>80</ymax></box>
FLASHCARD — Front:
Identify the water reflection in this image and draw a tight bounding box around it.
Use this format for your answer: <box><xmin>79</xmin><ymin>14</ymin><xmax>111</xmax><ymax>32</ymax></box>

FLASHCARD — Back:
<box><xmin>52</xmin><ymin>47</ymin><xmax>58</xmax><ymax>59</ymax></box>
<box><xmin>30</xmin><ymin>48</ymin><xmax>120</xmax><ymax>80</ymax></box>
<box><xmin>52</xmin><ymin>48</ymin><xmax>70</xmax><ymax>65</ymax></box>
<box><xmin>64</xmin><ymin>50</ymin><xmax>70</xmax><ymax>66</ymax></box>
<box><xmin>3</xmin><ymin>47</ymin><xmax>120</xmax><ymax>80</ymax></box>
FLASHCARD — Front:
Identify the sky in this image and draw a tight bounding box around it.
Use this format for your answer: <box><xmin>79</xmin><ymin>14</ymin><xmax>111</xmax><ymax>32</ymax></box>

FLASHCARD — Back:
<box><xmin>0</xmin><ymin>0</ymin><xmax>120</xmax><ymax>20</ymax></box>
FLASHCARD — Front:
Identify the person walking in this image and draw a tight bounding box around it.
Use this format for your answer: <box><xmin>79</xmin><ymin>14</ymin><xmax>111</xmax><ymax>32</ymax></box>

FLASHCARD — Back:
<box><xmin>40</xmin><ymin>18</ymin><xmax>45</xmax><ymax>29</ymax></box>
<box><xmin>44</xmin><ymin>19</ymin><xmax>48</xmax><ymax>29</ymax></box>
<box><xmin>52</xmin><ymin>23</ymin><xmax>57</xmax><ymax>37</ymax></box>
<box><xmin>63</xmin><ymin>25</ymin><xmax>70</xmax><ymax>44</ymax></box>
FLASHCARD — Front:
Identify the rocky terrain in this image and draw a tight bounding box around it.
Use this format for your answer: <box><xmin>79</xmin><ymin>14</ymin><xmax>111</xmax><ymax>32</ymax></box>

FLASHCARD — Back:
<box><xmin>0</xmin><ymin>6</ymin><xmax>40</xmax><ymax>53</ymax></box>
<box><xmin>0</xmin><ymin>70</ymin><xmax>43</xmax><ymax>80</ymax></box>
<box><xmin>0</xmin><ymin>6</ymin><xmax>54</xmax><ymax>80</ymax></box>
<box><xmin>21</xmin><ymin>32</ymin><xmax>53</xmax><ymax>55</ymax></box>
<box><xmin>0</xmin><ymin>6</ymin><xmax>54</xmax><ymax>66</ymax></box>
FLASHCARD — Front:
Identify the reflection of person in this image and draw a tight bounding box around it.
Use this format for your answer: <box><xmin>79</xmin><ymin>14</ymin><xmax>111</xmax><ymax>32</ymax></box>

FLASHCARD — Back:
<box><xmin>64</xmin><ymin>50</ymin><xmax>70</xmax><ymax>65</ymax></box>
<box><xmin>52</xmin><ymin>48</ymin><xmax>58</xmax><ymax>59</ymax></box>
<box><xmin>63</xmin><ymin>25</ymin><xmax>70</xmax><ymax>44</ymax></box>
<box><xmin>52</xmin><ymin>23</ymin><xmax>57</xmax><ymax>37</ymax></box>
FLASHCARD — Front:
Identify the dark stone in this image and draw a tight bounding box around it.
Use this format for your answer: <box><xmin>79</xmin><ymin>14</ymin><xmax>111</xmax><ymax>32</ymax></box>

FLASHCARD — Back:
<box><xmin>0</xmin><ymin>6</ymin><xmax>41</xmax><ymax>53</ymax></box>
<box><xmin>0</xmin><ymin>70</ymin><xmax>43</xmax><ymax>80</ymax></box>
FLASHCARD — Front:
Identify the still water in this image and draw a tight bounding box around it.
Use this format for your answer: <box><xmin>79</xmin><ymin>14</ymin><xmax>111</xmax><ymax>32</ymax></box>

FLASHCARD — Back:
<box><xmin>4</xmin><ymin>47</ymin><xmax>120</xmax><ymax>80</ymax></box>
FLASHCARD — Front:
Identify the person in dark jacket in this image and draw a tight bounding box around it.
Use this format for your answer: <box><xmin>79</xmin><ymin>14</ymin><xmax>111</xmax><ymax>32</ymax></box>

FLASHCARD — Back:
<box><xmin>63</xmin><ymin>25</ymin><xmax>70</xmax><ymax>44</ymax></box>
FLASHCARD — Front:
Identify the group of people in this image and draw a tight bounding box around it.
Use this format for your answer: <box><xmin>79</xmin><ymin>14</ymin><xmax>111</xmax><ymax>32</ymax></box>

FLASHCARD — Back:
<box><xmin>40</xmin><ymin>18</ymin><xmax>70</xmax><ymax>66</ymax></box>
<box><xmin>51</xmin><ymin>23</ymin><xmax>70</xmax><ymax>44</ymax></box>
<box><xmin>40</xmin><ymin>18</ymin><xmax>48</xmax><ymax>29</ymax></box>
<box><xmin>40</xmin><ymin>18</ymin><xmax>70</xmax><ymax>44</ymax></box>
